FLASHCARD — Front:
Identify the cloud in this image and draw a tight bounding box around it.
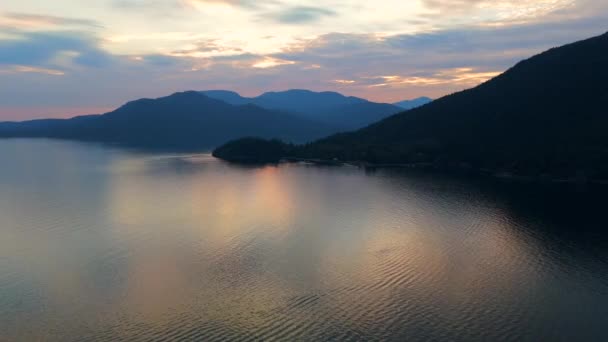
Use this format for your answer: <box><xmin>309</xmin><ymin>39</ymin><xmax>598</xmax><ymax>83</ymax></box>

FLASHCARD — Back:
<box><xmin>0</xmin><ymin>31</ymin><xmax>114</xmax><ymax>68</ymax></box>
<box><xmin>112</xmin><ymin>0</ymin><xmax>167</xmax><ymax>8</ymax></box>
<box><xmin>333</xmin><ymin>79</ymin><xmax>356</xmax><ymax>84</ymax></box>
<box><xmin>420</xmin><ymin>0</ymin><xmax>486</xmax><ymax>13</ymax></box>
<box><xmin>252</xmin><ymin>56</ymin><xmax>296</xmax><ymax>68</ymax></box>
<box><xmin>180</xmin><ymin>0</ymin><xmax>270</xmax><ymax>10</ymax></box>
<box><xmin>420</xmin><ymin>0</ymin><xmax>571</xmax><ymax>13</ymax></box>
<box><xmin>168</xmin><ymin>39</ymin><xmax>244</xmax><ymax>58</ymax></box>
<box><xmin>419</xmin><ymin>0</ymin><xmax>576</xmax><ymax>24</ymax></box>
<box><xmin>365</xmin><ymin>68</ymin><xmax>501</xmax><ymax>87</ymax></box>
<box><xmin>111</xmin><ymin>0</ymin><xmax>277</xmax><ymax>14</ymax></box>
<box><xmin>265</xmin><ymin>6</ymin><xmax>337</xmax><ymax>24</ymax></box>
<box><xmin>274</xmin><ymin>12</ymin><xmax>607</xmax><ymax>73</ymax></box>
<box><xmin>0</xmin><ymin>12</ymin><xmax>102</xmax><ymax>30</ymax></box>
<box><xmin>140</xmin><ymin>54</ymin><xmax>181</xmax><ymax>66</ymax></box>
<box><xmin>0</xmin><ymin>65</ymin><xmax>65</xmax><ymax>76</ymax></box>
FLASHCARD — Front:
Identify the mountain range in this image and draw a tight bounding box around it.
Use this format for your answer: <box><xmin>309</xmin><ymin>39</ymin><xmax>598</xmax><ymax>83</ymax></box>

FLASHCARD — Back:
<box><xmin>0</xmin><ymin>92</ymin><xmax>336</xmax><ymax>150</ymax></box>
<box><xmin>214</xmin><ymin>32</ymin><xmax>608</xmax><ymax>181</ymax></box>
<box><xmin>202</xmin><ymin>89</ymin><xmax>406</xmax><ymax>130</ymax></box>
<box><xmin>0</xmin><ymin>90</ymin><xmax>423</xmax><ymax>150</ymax></box>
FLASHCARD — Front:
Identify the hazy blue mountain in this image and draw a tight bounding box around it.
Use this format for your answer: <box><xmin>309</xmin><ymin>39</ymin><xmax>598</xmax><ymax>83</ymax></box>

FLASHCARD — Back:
<box><xmin>203</xmin><ymin>89</ymin><xmax>402</xmax><ymax>130</ymax></box>
<box><xmin>252</xmin><ymin>89</ymin><xmax>366</xmax><ymax>113</ymax></box>
<box><xmin>214</xmin><ymin>32</ymin><xmax>608</xmax><ymax>181</ymax></box>
<box><xmin>393</xmin><ymin>97</ymin><xmax>433</xmax><ymax>110</ymax></box>
<box><xmin>201</xmin><ymin>90</ymin><xmax>251</xmax><ymax>106</ymax></box>
<box><xmin>0</xmin><ymin>91</ymin><xmax>336</xmax><ymax>150</ymax></box>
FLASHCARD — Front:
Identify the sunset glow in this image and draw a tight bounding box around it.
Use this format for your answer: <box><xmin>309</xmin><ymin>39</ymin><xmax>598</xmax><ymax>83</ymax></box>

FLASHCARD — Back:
<box><xmin>0</xmin><ymin>0</ymin><xmax>606</xmax><ymax>119</ymax></box>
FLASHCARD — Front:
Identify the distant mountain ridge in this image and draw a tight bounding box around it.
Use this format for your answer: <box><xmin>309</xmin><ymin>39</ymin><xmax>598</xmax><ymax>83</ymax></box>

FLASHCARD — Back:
<box><xmin>0</xmin><ymin>91</ymin><xmax>337</xmax><ymax>150</ymax></box>
<box><xmin>393</xmin><ymin>97</ymin><xmax>433</xmax><ymax>110</ymax></box>
<box><xmin>0</xmin><ymin>88</ymin><xmax>423</xmax><ymax>150</ymax></box>
<box><xmin>214</xmin><ymin>32</ymin><xmax>608</xmax><ymax>181</ymax></box>
<box><xmin>201</xmin><ymin>89</ymin><xmax>403</xmax><ymax>130</ymax></box>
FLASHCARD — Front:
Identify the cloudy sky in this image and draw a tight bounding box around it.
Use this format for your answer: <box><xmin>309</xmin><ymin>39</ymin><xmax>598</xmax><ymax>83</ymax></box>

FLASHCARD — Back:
<box><xmin>0</xmin><ymin>0</ymin><xmax>606</xmax><ymax>120</ymax></box>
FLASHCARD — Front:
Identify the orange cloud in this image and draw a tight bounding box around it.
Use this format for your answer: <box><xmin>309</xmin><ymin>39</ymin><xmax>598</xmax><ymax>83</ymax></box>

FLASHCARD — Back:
<box><xmin>0</xmin><ymin>65</ymin><xmax>65</xmax><ymax>76</ymax></box>
<box><xmin>367</xmin><ymin>68</ymin><xmax>501</xmax><ymax>88</ymax></box>
<box><xmin>252</xmin><ymin>56</ymin><xmax>296</xmax><ymax>69</ymax></box>
<box><xmin>0</xmin><ymin>12</ymin><xmax>100</xmax><ymax>30</ymax></box>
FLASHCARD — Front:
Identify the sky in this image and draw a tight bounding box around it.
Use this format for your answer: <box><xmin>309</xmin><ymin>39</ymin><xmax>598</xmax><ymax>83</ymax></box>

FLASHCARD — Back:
<box><xmin>0</xmin><ymin>0</ymin><xmax>606</xmax><ymax>120</ymax></box>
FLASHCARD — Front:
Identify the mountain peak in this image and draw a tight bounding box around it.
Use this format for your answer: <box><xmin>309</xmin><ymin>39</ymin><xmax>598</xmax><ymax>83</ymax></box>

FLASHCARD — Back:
<box><xmin>200</xmin><ymin>90</ymin><xmax>250</xmax><ymax>105</ymax></box>
<box><xmin>167</xmin><ymin>90</ymin><xmax>207</xmax><ymax>99</ymax></box>
<box><xmin>393</xmin><ymin>97</ymin><xmax>433</xmax><ymax>110</ymax></box>
<box><xmin>260</xmin><ymin>89</ymin><xmax>347</xmax><ymax>98</ymax></box>
<box><xmin>201</xmin><ymin>88</ymin><xmax>401</xmax><ymax>130</ymax></box>
<box><xmin>203</xmin><ymin>90</ymin><xmax>241</xmax><ymax>96</ymax></box>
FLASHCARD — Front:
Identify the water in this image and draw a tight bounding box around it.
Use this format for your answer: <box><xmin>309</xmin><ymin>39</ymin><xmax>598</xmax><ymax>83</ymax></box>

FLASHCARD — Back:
<box><xmin>0</xmin><ymin>139</ymin><xmax>607</xmax><ymax>341</ymax></box>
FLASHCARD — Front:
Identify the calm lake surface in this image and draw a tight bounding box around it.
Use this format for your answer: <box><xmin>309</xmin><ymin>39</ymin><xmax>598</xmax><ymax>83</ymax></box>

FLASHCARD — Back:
<box><xmin>0</xmin><ymin>139</ymin><xmax>607</xmax><ymax>341</ymax></box>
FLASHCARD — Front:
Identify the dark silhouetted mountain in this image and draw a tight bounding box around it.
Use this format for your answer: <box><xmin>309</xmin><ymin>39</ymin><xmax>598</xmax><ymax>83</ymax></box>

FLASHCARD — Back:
<box><xmin>214</xmin><ymin>32</ymin><xmax>608</xmax><ymax>181</ymax></box>
<box><xmin>393</xmin><ymin>97</ymin><xmax>433</xmax><ymax>110</ymax></box>
<box><xmin>0</xmin><ymin>91</ymin><xmax>336</xmax><ymax>150</ymax></box>
<box><xmin>202</xmin><ymin>89</ymin><xmax>402</xmax><ymax>130</ymax></box>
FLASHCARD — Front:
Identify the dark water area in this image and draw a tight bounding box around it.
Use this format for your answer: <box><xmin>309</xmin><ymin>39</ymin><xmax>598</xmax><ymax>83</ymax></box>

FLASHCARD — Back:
<box><xmin>0</xmin><ymin>139</ymin><xmax>607</xmax><ymax>341</ymax></box>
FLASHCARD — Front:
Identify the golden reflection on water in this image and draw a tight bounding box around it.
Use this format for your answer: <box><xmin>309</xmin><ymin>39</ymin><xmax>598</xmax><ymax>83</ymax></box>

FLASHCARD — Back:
<box><xmin>108</xmin><ymin>159</ymin><xmax>294</xmax><ymax>230</ymax></box>
<box><xmin>7</xmin><ymin>153</ymin><xmax>537</xmax><ymax>337</ymax></box>
<box><xmin>98</xmin><ymin>157</ymin><xmax>305</xmax><ymax>333</ymax></box>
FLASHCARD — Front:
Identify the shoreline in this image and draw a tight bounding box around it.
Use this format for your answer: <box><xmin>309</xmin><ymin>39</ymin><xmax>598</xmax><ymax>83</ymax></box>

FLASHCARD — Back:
<box><xmin>277</xmin><ymin>157</ymin><xmax>608</xmax><ymax>187</ymax></box>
